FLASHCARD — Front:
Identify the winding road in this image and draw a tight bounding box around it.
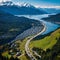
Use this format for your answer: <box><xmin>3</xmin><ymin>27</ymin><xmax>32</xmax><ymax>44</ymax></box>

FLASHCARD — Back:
<box><xmin>25</xmin><ymin>23</ymin><xmax>46</xmax><ymax>60</ymax></box>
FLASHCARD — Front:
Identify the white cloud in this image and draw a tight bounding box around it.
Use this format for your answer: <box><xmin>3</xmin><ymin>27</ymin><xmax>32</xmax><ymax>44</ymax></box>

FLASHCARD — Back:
<box><xmin>0</xmin><ymin>0</ymin><xmax>11</xmax><ymax>2</ymax></box>
<box><xmin>35</xmin><ymin>5</ymin><xmax>60</xmax><ymax>9</ymax></box>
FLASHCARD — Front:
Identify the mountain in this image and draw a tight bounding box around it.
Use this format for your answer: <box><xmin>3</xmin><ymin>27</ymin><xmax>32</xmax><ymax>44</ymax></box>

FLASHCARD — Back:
<box><xmin>41</xmin><ymin>8</ymin><xmax>60</xmax><ymax>14</ymax></box>
<box><xmin>0</xmin><ymin>1</ymin><xmax>47</xmax><ymax>15</ymax></box>
<box><xmin>20</xmin><ymin>3</ymin><xmax>35</xmax><ymax>8</ymax></box>
<box><xmin>0</xmin><ymin>10</ymin><xmax>42</xmax><ymax>45</ymax></box>
<box><xmin>42</xmin><ymin>13</ymin><xmax>60</xmax><ymax>25</ymax></box>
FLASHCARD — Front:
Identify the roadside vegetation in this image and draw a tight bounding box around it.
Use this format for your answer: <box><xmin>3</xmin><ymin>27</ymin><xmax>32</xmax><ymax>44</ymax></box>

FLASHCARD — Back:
<box><xmin>1</xmin><ymin>28</ymin><xmax>60</xmax><ymax>60</ymax></box>
<box><xmin>0</xmin><ymin>36</ymin><xmax>32</xmax><ymax>60</ymax></box>
<box><xmin>29</xmin><ymin>28</ymin><xmax>60</xmax><ymax>60</ymax></box>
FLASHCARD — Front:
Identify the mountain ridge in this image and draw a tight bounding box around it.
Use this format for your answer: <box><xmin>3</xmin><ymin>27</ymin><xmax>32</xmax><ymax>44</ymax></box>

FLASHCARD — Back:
<box><xmin>0</xmin><ymin>1</ymin><xmax>47</xmax><ymax>15</ymax></box>
<box><xmin>42</xmin><ymin>13</ymin><xmax>60</xmax><ymax>25</ymax></box>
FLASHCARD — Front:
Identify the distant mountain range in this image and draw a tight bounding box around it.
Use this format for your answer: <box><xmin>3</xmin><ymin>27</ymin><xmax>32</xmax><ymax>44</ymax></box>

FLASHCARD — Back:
<box><xmin>0</xmin><ymin>1</ymin><xmax>47</xmax><ymax>15</ymax></box>
<box><xmin>39</xmin><ymin>8</ymin><xmax>60</xmax><ymax>14</ymax></box>
<box><xmin>42</xmin><ymin>13</ymin><xmax>60</xmax><ymax>25</ymax></box>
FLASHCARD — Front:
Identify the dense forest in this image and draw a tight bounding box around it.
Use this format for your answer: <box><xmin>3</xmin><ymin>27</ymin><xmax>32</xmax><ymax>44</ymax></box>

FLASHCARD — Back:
<box><xmin>0</xmin><ymin>10</ymin><xmax>41</xmax><ymax>45</ymax></box>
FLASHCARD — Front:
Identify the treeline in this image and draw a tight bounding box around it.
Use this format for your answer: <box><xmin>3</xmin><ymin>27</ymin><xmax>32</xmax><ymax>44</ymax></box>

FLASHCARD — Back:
<box><xmin>42</xmin><ymin>37</ymin><xmax>60</xmax><ymax>60</ymax></box>
<box><xmin>32</xmin><ymin>37</ymin><xmax>60</xmax><ymax>60</ymax></box>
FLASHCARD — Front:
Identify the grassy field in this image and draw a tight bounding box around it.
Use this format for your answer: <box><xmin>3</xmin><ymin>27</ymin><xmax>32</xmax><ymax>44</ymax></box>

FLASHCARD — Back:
<box><xmin>19</xmin><ymin>55</ymin><xmax>28</xmax><ymax>60</ymax></box>
<box><xmin>29</xmin><ymin>28</ymin><xmax>60</xmax><ymax>51</ymax></box>
<box><xmin>2</xmin><ymin>51</ymin><xmax>11</xmax><ymax>59</ymax></box>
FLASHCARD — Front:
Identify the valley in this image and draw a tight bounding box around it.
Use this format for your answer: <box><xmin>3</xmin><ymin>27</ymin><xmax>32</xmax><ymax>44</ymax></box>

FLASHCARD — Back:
<box><xmin>0</xmin><ymin>1</ymin><xmax>60</xmax><ymax>60</ymax></box>
<box><xmin>0</xmin><ymin>13</ymin><xmax>60</xmax><ymax>60</ymax></box>
<box><xmin>0</xmin><ymin>10</ymin><xmax>42</xmax><ymax>45</ymax></box>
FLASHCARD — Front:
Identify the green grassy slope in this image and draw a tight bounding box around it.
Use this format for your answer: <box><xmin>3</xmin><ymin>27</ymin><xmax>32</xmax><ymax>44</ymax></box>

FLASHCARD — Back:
<box><xmin>29</xmin><ymin>28</ymin><xmax>60</xmax><ymax>60</ymax></box>
<box><xmin>30</xmin><ymin>29</ymin><xmax>60</xmax><ymax>50</ymax></box>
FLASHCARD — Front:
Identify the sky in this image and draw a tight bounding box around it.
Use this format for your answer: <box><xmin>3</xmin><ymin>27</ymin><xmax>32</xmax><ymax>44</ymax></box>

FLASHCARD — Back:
<box><xmin>13</xmin><ymin>0</ymin><xmax>60</xmax><ymax>5</ymax></box>
<box><xmin>0</xmin><ymin>0</ymin><xmax>60</xmax><ymax>8</ymax></box>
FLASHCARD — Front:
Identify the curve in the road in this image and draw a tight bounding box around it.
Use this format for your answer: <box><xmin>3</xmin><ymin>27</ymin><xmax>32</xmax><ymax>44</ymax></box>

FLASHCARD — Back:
<box><xmin>25</xmin><ymin>23</ymin><xmax>46</xmax><ymax>60</ymax></box>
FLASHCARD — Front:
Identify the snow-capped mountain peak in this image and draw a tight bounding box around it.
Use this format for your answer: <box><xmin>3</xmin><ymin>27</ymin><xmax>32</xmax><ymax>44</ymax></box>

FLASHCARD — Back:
<box><xmin>23</xmin><ymin>3</ymin><xmax>31</xmax><ymax>7</ymax></box>
<box><xmin>0</xmin><ymin>1</ymin><xmax>47</xmax><ymax>15</ymax></box>
<box><xmin>0</xmin><ymin>1</ymin><xmax>35</xmax><ymax>8</ymax></box>
<box><xmin>21</xmin><ymin>3</ymin><xmax>35</xmax><ymax>8</ymax></box>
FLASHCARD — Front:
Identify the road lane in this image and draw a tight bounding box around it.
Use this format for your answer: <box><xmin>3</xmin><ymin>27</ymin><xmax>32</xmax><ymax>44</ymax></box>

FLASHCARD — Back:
<box><xmin>25</xmin><ymin>23</ymin><xmax>46</xmax><ymax>60</ymax></box>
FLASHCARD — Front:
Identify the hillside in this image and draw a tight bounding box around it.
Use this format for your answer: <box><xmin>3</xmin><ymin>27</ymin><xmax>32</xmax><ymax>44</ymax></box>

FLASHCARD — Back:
<box><xmin>29</xmin><ymin>28</ymin><xmax>60</xmax><ymax>60</ymax></box>
<box><xmin>42</xmin><ymin>13</ymin><xmax>60</xmax><ymax>25</ymax></box>
<box><xmin>0</xmin><ymin>10</ymin><xmax>42</xmax><ymax>45</ymax></box>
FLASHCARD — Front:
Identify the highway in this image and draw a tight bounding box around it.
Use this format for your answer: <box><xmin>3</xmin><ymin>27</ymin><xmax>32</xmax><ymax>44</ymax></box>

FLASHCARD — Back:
<box><xmin>25</xmin><ymin>23</ymin><xmax>46</xmax><ymax>60</ymax></box>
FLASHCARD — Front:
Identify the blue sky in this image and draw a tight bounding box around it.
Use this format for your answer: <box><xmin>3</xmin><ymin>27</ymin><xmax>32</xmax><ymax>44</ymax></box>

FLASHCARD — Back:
<box><xmin>12</xmin><ymin>0</ymin><xmax>60</xmax><ymax>6</ymax></box>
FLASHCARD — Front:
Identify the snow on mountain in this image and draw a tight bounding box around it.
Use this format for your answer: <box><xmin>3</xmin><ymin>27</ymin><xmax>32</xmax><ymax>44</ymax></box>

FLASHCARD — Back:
<box><xmin>21</xmin><ymin>3</ymin><xmax>35</xmax><ymax>8</ymax></box>
<box><xmin>0</xmin><ymin>1</ymin><xmax>47</xmax><ymax>15</ymax></box>
<box><xmin>0</xmin><ymin>1</ymin><xmax>35</xmax><ymax>8</ymax></box>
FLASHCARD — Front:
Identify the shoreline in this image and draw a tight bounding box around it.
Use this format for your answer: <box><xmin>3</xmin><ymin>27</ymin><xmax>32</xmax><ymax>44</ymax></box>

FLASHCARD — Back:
<box><xmin>25</xmin><ymin>22</ymin><xmax>46</xmax><ymax>60</ymax></box>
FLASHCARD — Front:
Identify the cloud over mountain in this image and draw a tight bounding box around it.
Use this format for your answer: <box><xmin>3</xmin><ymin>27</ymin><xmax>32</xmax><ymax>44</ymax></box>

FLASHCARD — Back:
<box><xmin>0</xmin><ymin>0</ymin><xmax>11</xmax><ymax>2</ymax></box>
